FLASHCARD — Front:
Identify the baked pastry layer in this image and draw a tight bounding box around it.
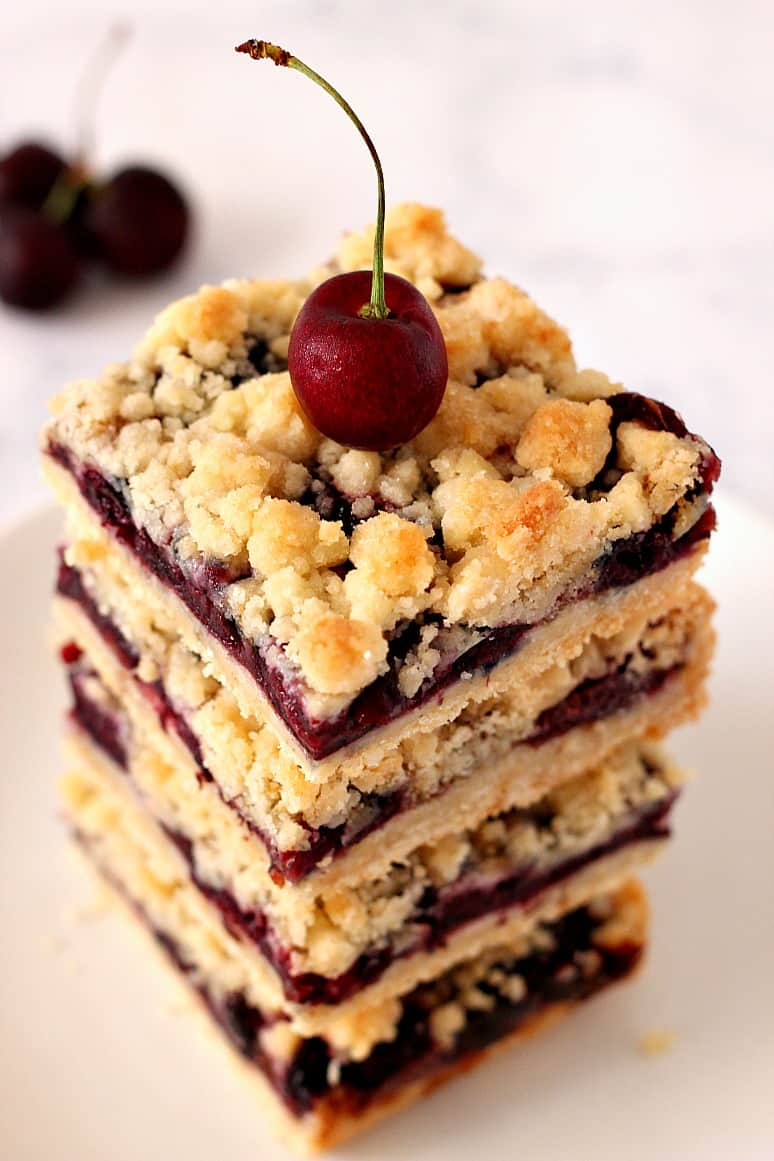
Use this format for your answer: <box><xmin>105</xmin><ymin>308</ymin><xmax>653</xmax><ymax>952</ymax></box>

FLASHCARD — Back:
<box><xmin>62</xmin><ymin>730</ymin><xmax>657</xmax><ymax>1039</ymax></box>
<box><xmin>45</xmin><ymin>450</ymin><xmax>715</xmax><ymax>768</ymax></box>
<box><xmin>54</xmin><ymin>546</ymin><xmax>710</xmax><ymax>881</ymax></box>
<box><xmin>64</xmin><ymin>737</ymin><xmax>646</xmax><ymax>1152</ymax></box>
<box><xmin>65</xmin><ymin>647</ymin><xmax>678</xmax><ymax>989</ymax></box>
<box><xmin>41</xmin><ymin>202</ymin><xmax>718</xmax><ymax>1153</ymax></box>
<box><xmin>42</xmin><ymin>204</ymin><xmax>719</xmax><ymax>765</ymax></box>
<box><xmin>50</xmin><ymin>458</ymin><xmax>712</xmax><ymax>790</ymax></box>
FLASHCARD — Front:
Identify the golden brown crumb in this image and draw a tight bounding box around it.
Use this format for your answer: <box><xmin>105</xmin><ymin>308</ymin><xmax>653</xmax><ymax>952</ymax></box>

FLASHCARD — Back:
<box><xmin>44</xmin><ymin>202</ymin><xmax>712</xmax><ymax>703</ymax></box>
<box><xmin>349</xmin><ymin>513</ymin><xmax>435</xmax><ymax>598</ymax></box>
<box><xmin>638</xmin><ymin>1028</ymin><xmax>677</xmax><ymax>1057</ymax></box>
<box><xmin>291</xmin><ymin>611</ymin><xmax>388</xmax><ymax>696</ymax></box>
<box><xmin>516</xmin><ymin>398</ymin><xmax>612</xmax><ymax>487</ymax></box>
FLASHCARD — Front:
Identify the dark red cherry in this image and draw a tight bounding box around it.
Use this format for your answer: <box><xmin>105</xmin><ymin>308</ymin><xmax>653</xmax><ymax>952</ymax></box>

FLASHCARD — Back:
<box><xmin>85</xmin><ymin>165</ymin><xmax>189</xmax><ymax>277</ymax></box>
<box><xmin>237</xmin><ymin>40</ymin><xmax>449</xmax><ymax>450</ymax></box>
<box><xmin>0</xmin><ymin>141</ymin><xmax>66</xmax><ymax>210</ymax></box>
<box><xmin>288</xmin><ymin>271</ymin><xmax>447</xmax><ymax>449</ymax></box>
<box><xmin>0</xmin><ymin>208</ymin><xmax>81</xmax><ymax>310</ymax></box>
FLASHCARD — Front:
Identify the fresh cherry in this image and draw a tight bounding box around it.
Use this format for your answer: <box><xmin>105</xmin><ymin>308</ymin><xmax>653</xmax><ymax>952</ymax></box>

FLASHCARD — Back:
<box><xmin>0</xmin><ymin>208</ymin><xmax>81</xmax><ymax>310</ymax></box>
<box><xmin>0</xmin><ymin>141</ymin><xmax>66</xmax><ymax>210</ymax></box>
<box><xmin>237</xmin><ymin>40</ymin><xmax>448</xmax><ymax>451</ymax></box>
<box><xmin>0</xmin><ymin>27</ymin><xmax>193</xmax><ymax>310</ymax></box>
<box><xmin>85</xmin><ymin>165</ymin><xmax>189</xmax><ymax>277</ymax></box>
<box><xmin>288</xmin><ymin>271</ymin><xmax>447</xmax><ymax>448</ymax></box>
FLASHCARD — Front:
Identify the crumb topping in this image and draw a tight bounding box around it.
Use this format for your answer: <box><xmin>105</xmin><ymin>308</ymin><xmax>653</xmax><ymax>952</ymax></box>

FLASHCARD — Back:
<box><xmin>515</xmin><ymin>398</ymin><xmax>612</xmax><ymax>487</ymax></box>
<box><xmin>63</xmin><ymin>535</ymin><xmax>701</xmax><ymax>856</ymax></box>
<box><xmin>340</xmin><ymin>883</ymin><xmax>642</xmax><ymax>1060</ymax></box>
<box><xmin>46</xmin><ymin>202</ymin><xmax>712</xmax><ymax>709</ymax></box>
<box><xmin>74</xmin><ymin>641</ymin><xmax>678</xmax><ymax>982</ymax></box>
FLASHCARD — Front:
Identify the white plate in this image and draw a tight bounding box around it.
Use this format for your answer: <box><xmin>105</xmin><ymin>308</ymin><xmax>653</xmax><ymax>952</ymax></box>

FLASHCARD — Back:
<box><xmin>1</xmin><ymin>495</ymin><xmax>772</xmax><ymax>1161</ymax></box>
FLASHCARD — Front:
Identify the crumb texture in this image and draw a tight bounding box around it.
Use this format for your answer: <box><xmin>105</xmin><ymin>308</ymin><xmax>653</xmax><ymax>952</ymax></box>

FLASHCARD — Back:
<box><xmin>66</xmin><ymin>649</ymin><xmax>678</xmax><ymax>980</ymax></box>
<box><xmin>45</xmin><ymin>202</ymin><xmax>714</xmax><ymax>710</ymax></box>
<box><xmin>57</xmin><ymin>544</ymin><xmax>711</xmax><ymax>851</ymax></box>
<box><xmin>64</xmin><ymin>732</ymin><xmax>649</xmax><ymax>1050</ymax></box>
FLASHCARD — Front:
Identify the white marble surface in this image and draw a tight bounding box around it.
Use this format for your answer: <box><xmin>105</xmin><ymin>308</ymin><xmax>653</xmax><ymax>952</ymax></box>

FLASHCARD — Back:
<box><xmin>2</xmin><ymin>0</ymin><xmax>772</xmax><ymax>527</ymax></box>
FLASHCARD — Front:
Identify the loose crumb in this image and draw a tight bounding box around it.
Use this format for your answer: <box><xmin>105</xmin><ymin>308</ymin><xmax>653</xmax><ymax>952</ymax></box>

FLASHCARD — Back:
<box><xmin>64</xmin><ymin>882</ymin><xmax>113</xmax><ymax>924</ymax></box>
<box><xmin>638</xmin><ymin>1027</ymin><xmax>677</xmax><ymax>1057</ymax></box>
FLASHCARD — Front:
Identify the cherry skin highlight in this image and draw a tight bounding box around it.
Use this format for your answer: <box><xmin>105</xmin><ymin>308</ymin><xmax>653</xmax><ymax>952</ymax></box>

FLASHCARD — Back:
<box><xmin>288</xmin><ymin>270</ymin><xmax>448</xmax><ymax>450</ymax></box>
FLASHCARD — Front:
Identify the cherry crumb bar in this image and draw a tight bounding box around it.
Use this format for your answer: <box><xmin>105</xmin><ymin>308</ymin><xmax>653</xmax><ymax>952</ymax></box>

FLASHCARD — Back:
<box><xmin>43</xmin><ymin>205</ymin><xmax>718</xmax><ymax>772</ymax></box>
<box><xmin>44</xmin><ymin>204</ymin><xmax>718</xmax><ymax>1151</ymax></box>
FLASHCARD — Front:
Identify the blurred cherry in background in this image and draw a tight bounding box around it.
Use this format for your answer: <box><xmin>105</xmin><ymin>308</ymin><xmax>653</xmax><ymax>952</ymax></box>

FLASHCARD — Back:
<box><xmin>0</xmin><ymin>26</ymin><xmax>191</xmax><ymax>312</ymax></box>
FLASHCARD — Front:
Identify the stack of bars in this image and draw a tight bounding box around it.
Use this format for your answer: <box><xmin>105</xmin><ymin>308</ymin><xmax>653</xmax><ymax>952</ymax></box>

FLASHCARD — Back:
<box><xmin>42</xmin><ymin>205</ymin><xmax>719</xmax><ymax>1152</ymax></box>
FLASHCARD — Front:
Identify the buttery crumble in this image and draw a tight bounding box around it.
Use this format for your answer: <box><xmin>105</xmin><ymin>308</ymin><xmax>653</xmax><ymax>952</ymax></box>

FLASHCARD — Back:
<box><xmin>67</xmin><ymin>646</ymin><xmax>678</xmax><ymax>980</ymax></box>
<box><xmin>60</xmin><ymin>540</ymin><xmax>706</xmax><ymax>846</ymax></box>
<box><xmin>45</xmin><ymin>203</ymin><xmax>711</xmax><ymax>708</ymax></box>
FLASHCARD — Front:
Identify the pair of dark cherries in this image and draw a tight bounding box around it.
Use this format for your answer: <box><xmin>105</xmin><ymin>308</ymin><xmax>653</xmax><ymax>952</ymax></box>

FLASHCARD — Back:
<box><xmin>0</xmin><ymin>142</ymin><xmax>189</xmax><ymax>311</ymax></box>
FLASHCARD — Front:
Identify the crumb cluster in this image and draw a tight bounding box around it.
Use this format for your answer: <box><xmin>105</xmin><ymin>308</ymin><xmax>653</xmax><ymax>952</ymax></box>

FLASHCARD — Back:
<box><xmin>63</xmin><ymin>536</ymin><xmax>702</xmax><ymax>850</ymax></box>
<box><xmin>46</xmin><ymin>203</ymin><xmax>708</xmax><ymax>707</ymax></box>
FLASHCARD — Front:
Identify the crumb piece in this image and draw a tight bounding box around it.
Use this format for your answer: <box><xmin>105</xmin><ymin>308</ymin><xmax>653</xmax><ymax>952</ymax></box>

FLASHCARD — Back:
<box><xmin>261</xmin><ymin>1021</ymin><xmax>302</xmax><ymax>1063</ymax></box>
<box><xmin>330</xmin><ymin>449</ymin><xmax>382</xmax><ymax>495</ymax></box>
<box><xmin>516</xmin><ymin>398</ymin><xmax>612</xmax><ymax>488</ymax></box>
<box><xmin>290</xmin><ymin>612</ymin><xmax>388</xmax><ymax>696</ymax></box>
<box><xmin>639</xmin><ymin>1028</ymin><xmax>677</xmax><ymax>1057</ymax></box>
<box><xmin>429</xmin><ymin>1001</ymin><xmax>467</xmax><ymax>1050</ymax></box>
<box><xmin>337</xmin><ymin>203</ymin><xmax>482</xmax><ymax>301</ymax></box>
<box><xmin>497</xmin><ymin>972</ymin><xmax>528</xmax><ymax>1004</ymax></box>
<box><xmin>139</xmin><ymin>285</ymin><xmax>248</xmax><ymax>355</ymax></box>
<box><xmin>349</xmin><ymin>512</ymin><xmax>435</xmax><ymax>598</ymax></box>
<box><xmin>326</xmin><ymin>997</ymin><xmax>403</xmax><ymax>1063</ymax></box>
<box><xmin>420</xmin><ymin>833</ymin><xmax>470</xmax><ymax>886</ymax></box>
<box><xmin>617</xmin><ymin>423</ymin><xmax>700</xmax><ymax>517</ymax></box>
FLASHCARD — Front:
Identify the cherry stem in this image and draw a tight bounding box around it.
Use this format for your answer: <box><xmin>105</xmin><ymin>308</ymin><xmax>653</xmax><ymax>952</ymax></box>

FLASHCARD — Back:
<box><xmin>41</xmin><ymin>174</ymin><xmax>85</xmax><ymax>225</ymax></box>
<box><xmin>236</xmin><ymin>40</ymin><xmax>388</xmax><ymax>320</ymax></box>
<box><xmin>42</xmin><ymin>22</ymin><xmax>132</xmax><ymax>227</ymax></box>
<box><xmin>73</xmin><ymin>22</ymin><xmax>132</xmax><ymax>168</ymax></box>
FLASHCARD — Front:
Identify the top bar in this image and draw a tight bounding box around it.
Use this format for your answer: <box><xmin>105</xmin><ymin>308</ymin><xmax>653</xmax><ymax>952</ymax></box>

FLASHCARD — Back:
<box><xmin>43</xmin><ymin>204</ymin><xmax>719</xmax><ymax>764</ymax></box>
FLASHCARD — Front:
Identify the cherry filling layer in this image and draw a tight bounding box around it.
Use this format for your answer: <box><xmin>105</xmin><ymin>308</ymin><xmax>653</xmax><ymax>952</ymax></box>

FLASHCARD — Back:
<box><xmin>70</xmin><ymin>674</ymin><xmax>673</xmax><ymax>1006</ymax></box>
<box><xmin>47</xmin><ymin>395</ymin><xmax>719</xmax><ymax>762</ymax></box>
<box><xmin>57</xmin><ymin>555</ymin><xmax>401</xmax><ymax>881</ymax></box>
<box><xmin>68</xmin><ymin>669</ymin><xmax>128</xmax><ymax>770</ymax></box>
<box><xmin>81</xmin><ymin>873</ymin><xmax>642</xmax><ymax>1120</ymax></box>
<box><xmin>59</xmin><ymin>558</ymin><xmax>684</xmax><ymax>886</ymax></box>
<box><xmin>257</xmin><ymin>901</ymin><xmax>642</xmax><ymax>1118</ymax></box>
<box><xmin>171</xmin><ymin>797</ymin><xmax>668</xmax><ymax>1007</ymax></box>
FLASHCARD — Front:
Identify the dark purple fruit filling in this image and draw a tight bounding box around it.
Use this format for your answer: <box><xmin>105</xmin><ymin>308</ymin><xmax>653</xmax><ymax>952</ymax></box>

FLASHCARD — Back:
<box><xmin>142</xmin><ymin>894</ymin><xmax>642</xmax><ymax>1119</ymax></box>
<box><xmin>136</xmin><ymin>678</ymin><xmax>206</xmax><ymax>769</ymax></box>
<box><xmin>168</xmin><ymin>789</ymin><xmax>670</xmax><ymax>1007</ymax></box>
<box><xmin>69</xmin><ymin>669</ymin><xmax>128</xmax><ymax>769</ymax></box>
<box><xmin>48</xmin><ymin>409</ymin><xmax>716</xmax><ymax>763</ymax></box>
<box><xmin>57</xmin><ymin>553</ymin><xmax>139</xmax><ymax>669</ymax></box>
<box><xmin>594</xmin><ymin>393</ymin><xmax>721</xmax><ymax>496</ymax></box>
<box><xmin>58</xmin><ymin>557</ymin><xmax>683</xmax><ymax>888</ymax></box>
<box><xmin>69</xmin><ymin>671</ymin><xmax>672</xmax><ymax>1007</ymax></box>
<box><xmin>526</xmin><ymin>659</ymin><xmax>677</xmax><ymax>745</ymax></box>
<box><xmin>80</xmin><ymin>833</ymin><xmax>639</xmax><ymax>1123</ymax></box>
<box><xmin>56</xmin><ymin>553</ymin><xmax>391</xmax><ymax>882</ymax></box>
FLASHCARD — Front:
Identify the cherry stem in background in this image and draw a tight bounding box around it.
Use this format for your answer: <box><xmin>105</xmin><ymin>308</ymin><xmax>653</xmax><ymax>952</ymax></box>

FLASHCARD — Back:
<box><xmin>73</xmin><ymin>22</ymin><xmax>132</xmax><ymax>168</ymax></box>
<box><xmin>236</xmin><ymin>39</ymin><xmax>388</xmax><ymax>320</ymax></box>
<box><xmin>41</xmin><ymin>23</ymin><xmax>132</xmax><ymax>225</ymax></box>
